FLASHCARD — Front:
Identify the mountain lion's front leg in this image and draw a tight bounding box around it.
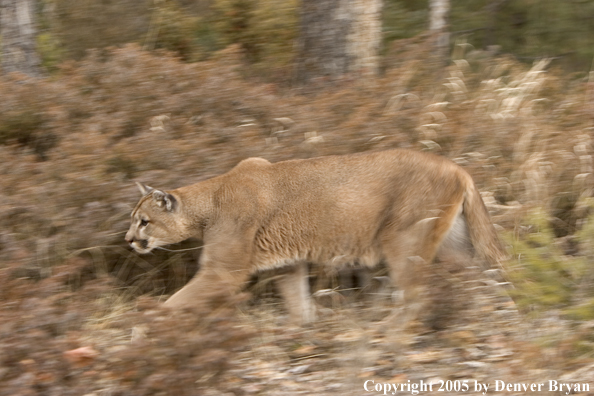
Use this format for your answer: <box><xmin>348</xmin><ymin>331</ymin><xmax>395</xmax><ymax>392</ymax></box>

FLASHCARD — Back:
<box><xmin>164</xmin><ymin>236</ymin><xmax>253</xmax><ymax>311</ymax></box>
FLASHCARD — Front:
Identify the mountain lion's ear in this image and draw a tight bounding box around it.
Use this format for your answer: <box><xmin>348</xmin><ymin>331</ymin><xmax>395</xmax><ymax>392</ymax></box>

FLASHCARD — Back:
<box><xmin>136</xmin><ymin>182</ymin><xmax>154</xmax><ymax>196</ymax></box>
<box><xmin>152</xmin><ymin>190</ymin><xmax>177</xmax><ymax>212</ymax></box>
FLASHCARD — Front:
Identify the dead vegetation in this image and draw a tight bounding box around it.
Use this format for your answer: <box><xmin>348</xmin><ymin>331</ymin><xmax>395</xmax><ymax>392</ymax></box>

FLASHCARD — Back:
<box><xmin>2</xmin><ymin>39</ymin><xmax>594</xmax><ymax>393</ymax></box>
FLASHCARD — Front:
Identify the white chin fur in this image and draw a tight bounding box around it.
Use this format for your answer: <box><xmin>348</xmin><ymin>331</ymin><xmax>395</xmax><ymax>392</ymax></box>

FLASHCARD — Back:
<box><xmin>132</xmin><ymin>244</ymin><xmax>154</xmax><ymax>254</ymax></box>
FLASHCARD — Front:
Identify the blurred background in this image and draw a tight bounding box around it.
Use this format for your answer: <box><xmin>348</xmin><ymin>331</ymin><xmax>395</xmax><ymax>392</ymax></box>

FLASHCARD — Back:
<box><xmin>2</xmin><ymin>0</ymin><xmax>594</xmax><ymax>394</ymax></box>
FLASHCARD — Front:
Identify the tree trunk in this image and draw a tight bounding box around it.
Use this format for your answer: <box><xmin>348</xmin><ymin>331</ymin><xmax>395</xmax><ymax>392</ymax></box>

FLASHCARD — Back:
<box><xmin>295</xmin><ymin>0</ymin><xmax>382</xmax><ymax>84</ymax></box>
<box><xmin>484</xmin><ymin>0</ymin><xmax>508</xmax><ymax>50</ymax></box>
<box><xmin>1</xmin><ymin>0</ymin><xmax>43</xmax><ymax>77</ymax></box>
<box><xmin>429</xmin><ymin>0</ymin><xmax>450</xmax><ymax>60</ymax></box>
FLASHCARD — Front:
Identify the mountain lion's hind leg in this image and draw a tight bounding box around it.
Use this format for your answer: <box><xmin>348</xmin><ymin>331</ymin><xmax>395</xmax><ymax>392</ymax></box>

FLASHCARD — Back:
<box><xmin>276</xmin><ymin>261</ymin><xmax>315</xmax><ymax>325</ymax></box>
<box><xmin>381</xmin><ymin>232</ymin><xmax>429</xmax><ymax>326</ymax></box>
<box><xmin>382</xmin><ymin>202</ymin><xmax>464</xmax><ymax>326</ymax></box>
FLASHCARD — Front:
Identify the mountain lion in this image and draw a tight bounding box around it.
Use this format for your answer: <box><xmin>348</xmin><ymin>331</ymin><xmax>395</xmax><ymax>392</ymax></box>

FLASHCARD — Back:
<box><xmin>125</xmin><ymin>149</ymin><xmax>506</xmax><ymax>324</ymax></box>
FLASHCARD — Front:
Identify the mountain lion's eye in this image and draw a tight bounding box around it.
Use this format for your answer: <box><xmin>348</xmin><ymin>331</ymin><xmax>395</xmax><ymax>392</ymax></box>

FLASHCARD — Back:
<box><xmin>140</xmin><ymin>219</ymin><xmax>149</xmax><ymax>227</ymax></box>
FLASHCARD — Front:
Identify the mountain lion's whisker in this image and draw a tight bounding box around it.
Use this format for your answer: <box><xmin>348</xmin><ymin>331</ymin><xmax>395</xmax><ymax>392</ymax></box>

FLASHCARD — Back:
<box><xmin>155</xmin><ymin>246</ymin><xmax>204</xmax><ymax>252</ymax></box>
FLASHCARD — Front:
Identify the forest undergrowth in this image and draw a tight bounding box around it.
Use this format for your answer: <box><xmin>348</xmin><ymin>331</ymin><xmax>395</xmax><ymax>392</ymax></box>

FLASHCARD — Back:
<box><xmin>1</xmin><ymin>39</ymin><xmax>594</xmax><ymax>394</ymax></box>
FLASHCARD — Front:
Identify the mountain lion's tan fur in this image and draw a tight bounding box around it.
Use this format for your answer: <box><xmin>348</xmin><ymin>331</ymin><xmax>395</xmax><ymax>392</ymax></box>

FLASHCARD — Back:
<box><xmin>125</xmin><ymin>149</ymin><xmax>506</xmax><ymax>324</ymax></box>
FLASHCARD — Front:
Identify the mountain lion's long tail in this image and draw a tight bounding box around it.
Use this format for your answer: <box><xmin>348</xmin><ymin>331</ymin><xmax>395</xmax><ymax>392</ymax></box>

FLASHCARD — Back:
<box><xmin>463</xmin><ymin>182</ymin><xmax>508</xmax><ymax>271</ymax></box>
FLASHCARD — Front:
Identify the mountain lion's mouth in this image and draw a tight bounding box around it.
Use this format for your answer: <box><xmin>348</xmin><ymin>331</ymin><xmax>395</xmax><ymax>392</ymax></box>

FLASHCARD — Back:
<box><xmin>131</xmin><ymin>239</ymin><xmax>152</xmax><ymax>254</ymax></box>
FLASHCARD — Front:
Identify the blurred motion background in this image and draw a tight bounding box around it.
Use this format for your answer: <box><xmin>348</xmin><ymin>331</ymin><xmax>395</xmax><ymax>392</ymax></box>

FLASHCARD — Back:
<box><xmin>2</xmin><ymin>0</ymin><xmax>594</xmax><ymax>394</ymax></box>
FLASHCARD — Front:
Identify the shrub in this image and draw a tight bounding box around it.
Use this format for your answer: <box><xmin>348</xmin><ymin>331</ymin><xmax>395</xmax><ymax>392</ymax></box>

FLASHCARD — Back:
<box><xmin>0</xmin><ymin>265</ymin><xmax>252</xmax><ymax>394</ymax></box>
<box><xmin>0</xmin><ymin>109</ymin><xmax>55</xmax><ymax>160</ymax></box>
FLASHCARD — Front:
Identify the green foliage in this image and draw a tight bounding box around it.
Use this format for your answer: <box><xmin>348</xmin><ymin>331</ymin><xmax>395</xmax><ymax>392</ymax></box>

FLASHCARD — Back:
<box><xmin>383</xmin><ymin>0</ymin><xmax>594</xmax><ymax>71</ymax></box>
<box><xmin>35</xmin><ymin>0</ymin><xmax>594</xmax><ymax>75</ymax></box>
<box><xmin>212</xmin><ymin>0</ymin><xmax>258</xmax><ymax>60</ymax></box>
<box><xmin>567</xmin><ymin>207</ymin><xmax>594</xmax><ymax>321</ymax></box>
<box><xmin>576</xmin><ymin>201</ymin><xmax>594</xmax><ymax>253</ymax></box>
<box><xmin>564</xmin><ymin>298</ymin><xmax>594</xmax><ymax>322</ymax></box>
<box><xmin>37</xmin><ymin>33</ymin><xmax>64</xmax><ymax>73</ymax></box>
<box><xmin>193</xmin><ymin>16</ymin><xmax>222</xmax><ymax>59</ymax></box>
<box><xmin>249</xmin><ymin>0</ymin><xmax>298</xmax><ymax>69</ymax></box>
<box><xmin>147</xmin><ymin>1</ymin><xmax>202</xmax><ymax>61</ymax></box>
<box><xmin>382</xmin><ymin>0</ymin><xmax>426</xmax><ymax>45</ymax></box>
<box><xmin>449</xmin><ymin>0</ymin><xmax>594</xmax><ymax>70</ymax></box>
<box><xmin>211</xmin><ymin>0</ymin><xmax>298</xmax><ymax>67</ymax></box>
<box><xmin>51</xmin><ymin>0</ymin><xmax>152</xmax><ymax>60</ymax></box>
<box><xmin>507</xmin><ymin>209</ymin><xmax>584</xmax><ymax>311</ymax></box>
<box><xmin>41</xmin><ymin>0</ymin><xmax>297</xmax><ymax>73</ymax></box>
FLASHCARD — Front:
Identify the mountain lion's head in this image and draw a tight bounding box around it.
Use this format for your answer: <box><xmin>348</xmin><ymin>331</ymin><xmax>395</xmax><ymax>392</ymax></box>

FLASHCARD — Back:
<box><xmin>125</xmin><ymin>183</ymin><xmax>189</xmax><ymax>254</ymax></box>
